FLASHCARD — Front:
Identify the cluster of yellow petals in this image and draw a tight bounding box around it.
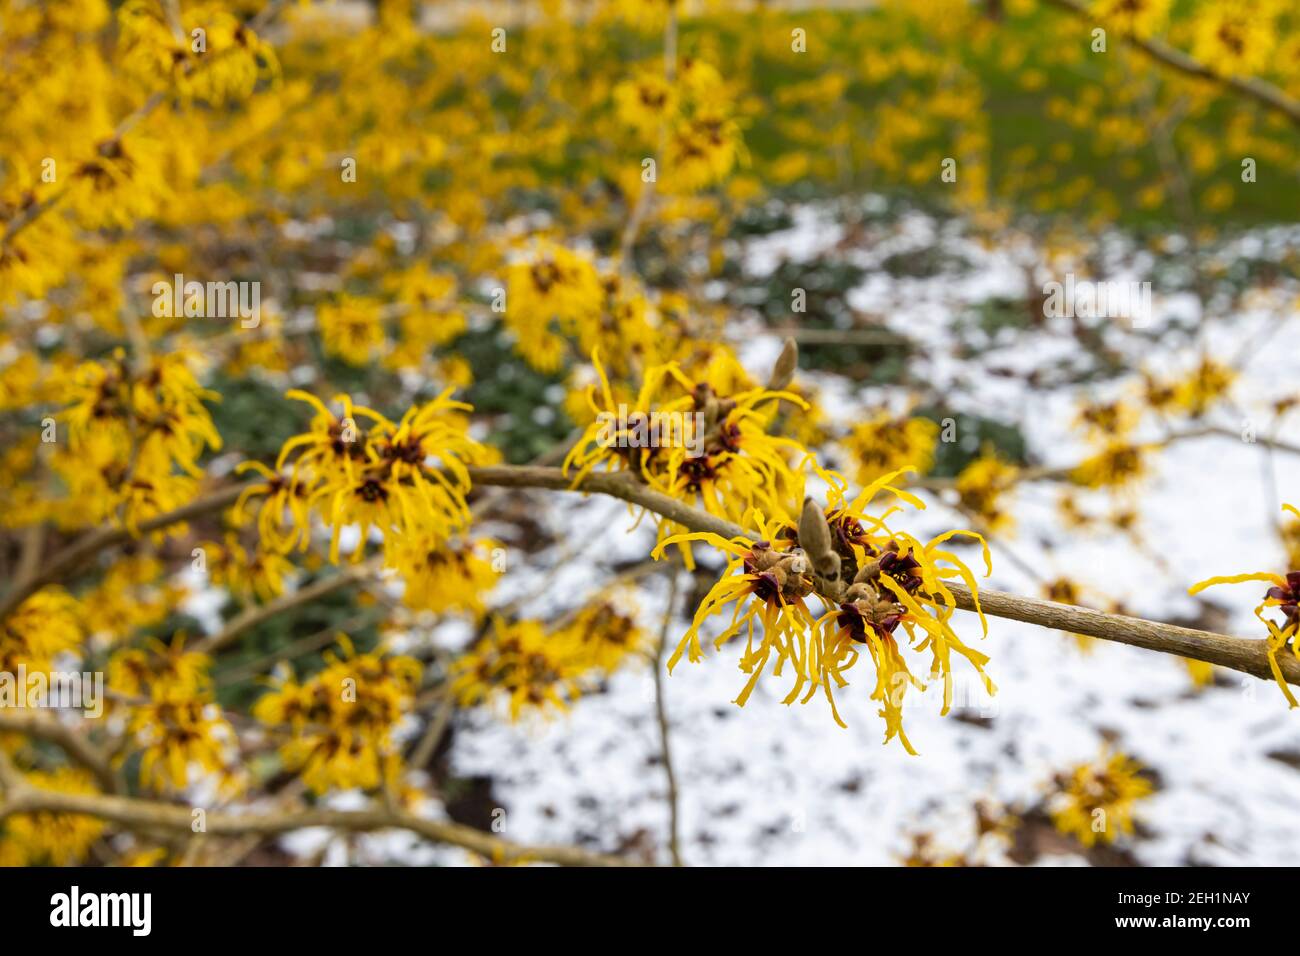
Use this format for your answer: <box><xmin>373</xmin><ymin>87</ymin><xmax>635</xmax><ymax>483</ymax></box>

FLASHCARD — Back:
<box><xmin>451</xmin><ymin>600</ymin><xmax>647</xmax><ymax>721</ymax></box>
<box><xmin>108</xmin><ymin>638</ymin><xmax>239</xmax><ymax>793</ymax></box>
<box><xmin>1049</xmin><ymin>749</ymin><xmax>1153</xmax><ymax>848</ymax></box>
<box><xmin>565</xmin><ymin>349</ymin><xmax>808</xmax><ymax>565</ymax></box>
<box><xmin>235</xmin><ymin>388</ymin><xmax>488</xmax><ymax>566</ymax></box>
<box><xmin>654</xmin><ymin>468</ymin><xmax>994</xmax><ymax>753</ymax></box>
<box><xmin>0</xmin><ymin>587</ymin><xmax>84</xmax><ymax>677</ymax></box>
<box><xmin>57</xmin><ymin>350</ymin><xmax>222</xmax><ymax>534</ymax></box>
<box><xmin>0</xmin><ymin>768</ymin><xmax>105</xmax><ymax>866</ymax></box>
<box><xmin>252</xmin><ymin>637</ymin><xmax>421</xmax><ymax>795</ymax></box>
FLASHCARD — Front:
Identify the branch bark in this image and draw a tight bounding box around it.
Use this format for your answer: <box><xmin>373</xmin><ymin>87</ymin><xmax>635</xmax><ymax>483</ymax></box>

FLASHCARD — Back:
<box><xmin>0</xmin><ymin>781</ymin><xmax>635</xmax><ymax>867</ymax></box>
<box><xmin>0</xmin><ymin>482</ymin><xmax>246</xmax><ymax>621</ymax></box>
<box><xmin>0</xmin><ymin>709</ymin><xmax>122</xmax><ymax>794</ymax></box>
<box><xmin>193</xmin><ymin>556</ymin><xmax>381</xmax><ymax>655</ymax></box>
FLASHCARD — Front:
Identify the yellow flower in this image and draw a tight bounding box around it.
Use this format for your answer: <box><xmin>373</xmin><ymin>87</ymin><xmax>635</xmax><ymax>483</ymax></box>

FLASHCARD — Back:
<box><xmin>79</xmin><ymin>556</ymin><xmax>180</xmax><ymax>644</ymax></box>
<box><xmin>561</xmin><ymin>596</ymin><xmax>650</xmax><ymax>672</ymax></box>
<box><xmin>663</xmin><ymin>111</ymin><xmax>743</xmax><ymax>193</ymax></box>
<box><xmin>954</xmin><ymin>451</ymin><xmax>1020</xmax><ymax>532</ymax></box>
<box><xmin>655</xmin><ymin>468</ymin><xmax>993</xmax><ymax>750</ymax></box>
<box><xmin>383</xmin><ymin>269</ymin><xmax>467</xmax><ymax>369</ymax></box>
<box><xmin>1069</xmin><ymin>441</ymin><xmax>1148</xmax><ymax>490</ymax></box>
<box><xmin>127</xmin><ymin>683</ymin><xmax>237</xmax><ymax>793</ymax></box>
<box><xmin>59</xmin><ymin>350</ymin><xmax>221</xmax><ymax>533</ymax></box>
<box><xmin>1192</xmin><ymin>1</ymin><xmax>1276</xmax><ymax>78</ymax></box>
<box><xmin>1049</xmin><ymin>750</ymin><xmax>1152</xmax><ymax>847</ymax></box>
<box><xmin>1189</xmin><ymin>508</ymin><xmax>1300</xmax><ymax>706</ymax></box>
<box><xmin>66</xmin><ymin>133</ymin><xmax>169</xmax><ymax>230</ymax></box>
<box><xmin>317</xmin><ymin>295</ymin><xmax>387</xmax><ymax>366</ymax></box>
<box><xmin>613</xmin><ymin>69</ymin><xmax>677</xmax><ymax>138</ymax></box>
<box><xmin>253</xmin><ymin>637</ymin><xmax>421</xmax><ymax>794</ymax></box>
<box><xmin>117</xmin><ymin>0</ymin><xmax>279</xmax><ymax>105</ymax></box>
<box><xmin>200</xmin><ymin>532</ymin><xmax>294</xmax><ymax>603</ymax></box>
<box><xmin>108</xmin><ymin>636</ymin><xmax>212</xmax><ymax>699</ymax></box>
<box><xmin>0</xmin><ymin>587</ymin><xmax>83</xmax><ymax>676</ymax></box>
<box><xmin>812</xmin><ymin>471</ymin><xmax>995</xmax><ymax>748</ymax></box>
<box><xmin>564</xmin><ymin>350</ymin><xmax>809</xmax><ymax>564</ymax></box>
<box><xmin>1170</xmin><ymin>356</ymin><xmax>1235</xmax><ymax>418</ymax></box>
<box><xmin>1073</xmin><ymin>399</ymin><xmax>1138</xmax><ymax>440</ymax></box>
<box><xmin>386</xmin><ymin>535</ymin><xmax>502</xmax><ymax>618</ymax></box>
<box><xmin>844</xmin><ymin>413</ymin><xmax>938</xmax><ymax>485</ymax></box>
<box><xmin>0</xmin><ymin>768</ymin><xmax>105</xmax><ymax>865</ymax></box>
<box><xmin>504</xmin><ymin>240</ymin><xmax>604</xmax><ymax>373</ymax></box>
<box><xmin>231</xmin><ymin>460</ymin><xmax>314</xmax><ymax>554</ymax></box>
<box><xmin>243</xmin><ymin>389</ymin><xmax>486</xmax><ymax>563</ymax></box>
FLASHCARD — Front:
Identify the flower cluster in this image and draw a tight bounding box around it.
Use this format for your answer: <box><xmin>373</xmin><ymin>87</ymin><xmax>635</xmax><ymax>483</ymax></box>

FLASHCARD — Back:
<box><xmin>58</xmin><ymin>350</ymin><xmax>221</xmax><ymax>534</ymax></box>
<box><xmin>79</xmin><ymin>555</ymin><xmax>182</xmax><ymax>645</ymax></box>
<box><xmin>108</xmin><ymin>638</ymin><xmax>239</xmax><ymax>793</ymax></box>
<box><xmin>252</xmin><ymin>637</ymin><xmax>422</xmax><ymax>794</ymax></box>
<box><xmin>1</xmin><ymin>588</ymin><xmax>83</xmax><ymax>677</ymax></box>
<box><xmin>451</xmin><ymin>601</ymin><xmax>647</xmax><ymax>720</ymax></box>
<box><xmin>844</xmin><ymin>412</ymin><xmax>939</xmax><ymax>486</ymax></box>
<box><xmin>389</xmin><ymin>536</ymin><xmax>503</xmax><ymax>619</ymax></box>
<box><xmin>656</xmin><ymin>468</ymin><xmax>994</xmax><ymax>752</ymax></box>
<box><xmin>236</xmin><ymin>389</ymin><xmax>488</xmax><ymax>565</ymax></box>
<box><xmin>118</xmin><ymin>0</ymin><xmax>279</xmax><ymax>106</ymax></box>
<box><xmin>0</xmin><ymin>768</ymin><xmax>105</xmax><ymax>866</ymax></box>
<box><xmin>199</xmin><ymin>532</ymin><xmax>294</xmax><ymax>604</ymax></box>
<box><xmin>954</xmin><ymin>451</ymin><xmax>1020</xmax><ymax>533</ymax></box>
<box><xmin>565</xmin><ymin>350</ymin><xmax>807</xmax><ymax>564</ymax></box>
<box><xmin>1049</xmin><ymin>750</ymin><xmax>1153</xmax><ymax>848</ymax></box>
<box><xmin>504</xmin><ymin>240</ymin><xmax>606</xmax><ymax>374</ymax></box>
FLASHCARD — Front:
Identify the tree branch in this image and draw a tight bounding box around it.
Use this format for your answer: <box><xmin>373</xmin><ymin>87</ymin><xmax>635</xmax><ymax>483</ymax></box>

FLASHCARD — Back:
<box><xmin>0</xmin><ymin>482</ymin><xmax>246</xmax><ymax>621</ymax></box>
<box><xmin>0</xmin><ymin>785</ymin><xmax>636</xmax><ymax>867</ymax></box>
<box><xmin>466</xmin><ymin>465</ymin><xmax>1300</xmax><ymax>689</ymax></box>
<box><xmin>943</xmin><ymin>581</ymin><xmax>1300</xmax><ymax>686</ymax></box>
<box><xmin>0</xmin><ymin>709</ymin><xmax>122</xmax><ymax>794</ymax></box>
<box><xmin>193</xmin><ymin>556</ymin><xmax>381</xmax><ymax>655</ymax></box>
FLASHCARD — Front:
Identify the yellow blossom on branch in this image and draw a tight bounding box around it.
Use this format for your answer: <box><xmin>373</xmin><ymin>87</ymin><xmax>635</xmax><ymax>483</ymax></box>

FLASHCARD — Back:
<box><xmin>1049</xmin><ymin>749</ymin><xmax>1153</xmax><ymax>848</ymax></box>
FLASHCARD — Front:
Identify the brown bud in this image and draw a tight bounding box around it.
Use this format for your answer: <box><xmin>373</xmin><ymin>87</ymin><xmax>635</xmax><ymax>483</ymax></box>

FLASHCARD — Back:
<box><xmin>772</xmin><ymin>547</ymin><xmax>808</xmax><ymax>575</ymax></box>
<box><xmin>853</xmin><ymin>559</ymin><xmax>881</xmax><ymax>584</ymax></box>
<box><xmin>766</xmin><ymin>337</ymin><xmax>798</xmax><ymax>391</ymax></box>
<box><xmin>798</xmin><ymin>497</ymin><xmax>838</xmax><ymax>578</ymax></box>
<box><xmin>843</xmin><ymin>582</ymin><xmax>877</xmax><ymax>604</ymax></box>
<box><xmin>748</xmin><ymin>542</ymin><xmax>779</xmax><ymax>572</ymax></box>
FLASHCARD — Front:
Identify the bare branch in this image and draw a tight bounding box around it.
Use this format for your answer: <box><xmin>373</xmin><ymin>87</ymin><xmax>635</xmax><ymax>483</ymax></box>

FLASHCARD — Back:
<box><xmin>0</xmin><ymin>709</ymin><xmax>122</xmax><ymax>794</ymax></box>
<box><xmin>2</xmin><ymin>785</ymin><xmax>637</xmax><ymax>867</ymax></box>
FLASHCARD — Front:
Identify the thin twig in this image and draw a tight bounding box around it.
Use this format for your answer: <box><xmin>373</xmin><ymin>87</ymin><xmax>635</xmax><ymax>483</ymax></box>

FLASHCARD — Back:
<box><xmin>194</xmin><ymin>557</ymin><xmax>381</xmax><ymax>656</ymax></box>
<box><xmin>652</xmin><ymin>569</ymin><xmax>684</xmax><ymax>867</ymax></box>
